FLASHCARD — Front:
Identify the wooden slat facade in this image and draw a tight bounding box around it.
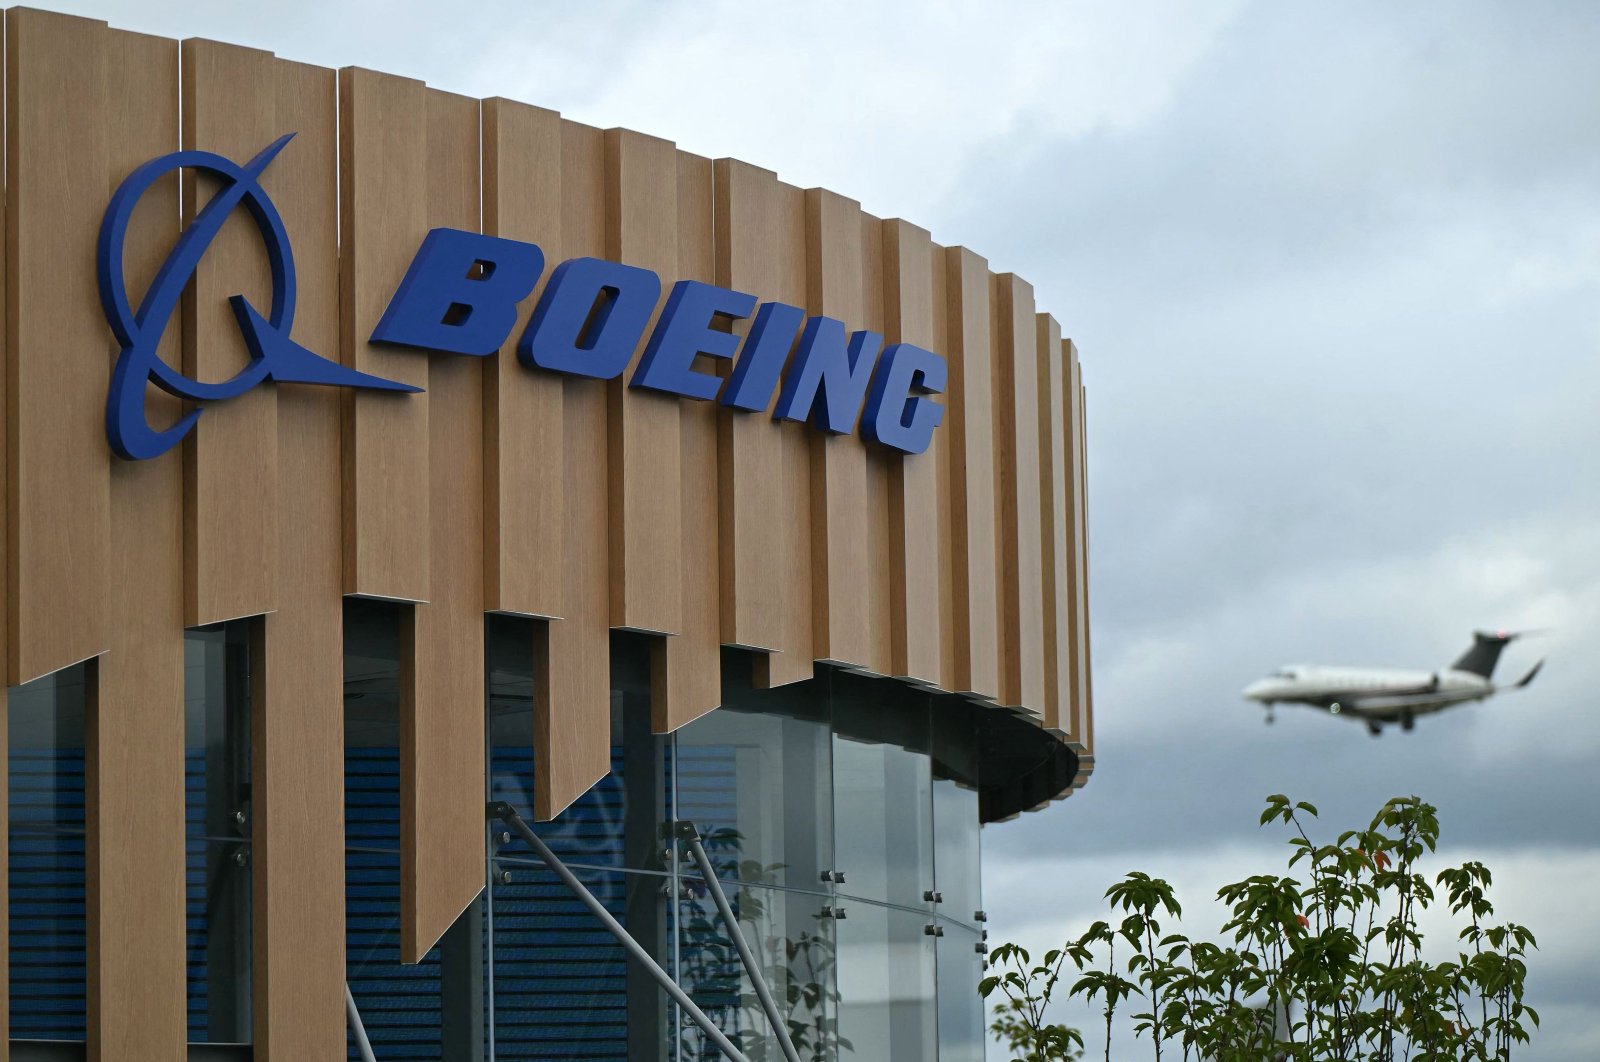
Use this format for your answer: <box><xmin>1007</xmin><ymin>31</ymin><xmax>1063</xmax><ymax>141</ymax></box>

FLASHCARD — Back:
<box><xmin>402</xmin><ymin>88</ymin><xmax>485</xmax><ymax>965</ymax></box>
<box><xmin>339</xmin><ymin>66</ymin><xmax>430</xmax><ymax>603</ymax></box>
<box><xmin>255</xmin><ymin>49</ymin><xmax>348</xmax><ymax>1059</ymax></box>
<box><xmin>95</xmin><ymin>26</ymin><xmax>186</xmax><ymax>1062</ymax></box>
<box><xmin>883</xmin><ymin>220</ymin><xmax>945</xmax><ymax>686</ymax></box>
<box><xmin>804</xmin><ymin>190</ymin><xmax>873</xmax><ymax>671</ymax></box>
<box><xmin>0</xmin><ymin>10</ymin><xmax>1095</xmax><ymax>1056</ymax></box>
<box><xmin>180</xmin><ymin>39</ymin><xmax>279</xmax><ymax>628</ymax></box>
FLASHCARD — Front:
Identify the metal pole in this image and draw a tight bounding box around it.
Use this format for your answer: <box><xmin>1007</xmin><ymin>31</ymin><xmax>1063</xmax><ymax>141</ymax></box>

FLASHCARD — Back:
<box><xmin>677</xmin><ymin>822</ymin><xmax>803</xmax><ymax>1062</ymax></box>
<box><xmin>346</xmin><ymin>982</ymin><xmax>378</xmax><ymax>1062</ymax></box>
<box><xmin>489</xmin><ymin>802</ymin><xmax>752</xmax><ymax>1062</ymax></box>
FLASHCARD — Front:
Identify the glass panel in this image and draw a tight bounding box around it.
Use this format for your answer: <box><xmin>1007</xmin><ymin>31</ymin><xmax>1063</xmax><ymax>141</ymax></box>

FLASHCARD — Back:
<box><xmin>488</xmin><ymin>857</ymin><xmax>648</xmax><ymax>1060</ymax></box>
<box><xmin>345</xmin><ymin>600</ymin><xmax>443</xmax><ymax>1059</ymax></box>
<box><xmin>184</xmin><ymin>622</ymin><xmax>253</xmax><ymax>1044</ymax></box>
<box><xmin>834</xmin><ymin>903</ymin><xmax>936</xmax><ymax>1062</ymax></box>
<box><xmin>485</xmin><ymin>623</ymin><xmax>669</xmax><ymax>1061</ymax></box>
<box><xmin>673</xmin><ymin>652</ymin><xmax>834</xmax><ymax>895</ymax></box>
<box><xmin>8</xmin><ymin>663</ymin><xmax>89</xmax><ymax>1041</ymax></box>
<box><xmin>831</xmin><ymin>674</ymin><xmax>932</xmax><ymax>908</ymax></box>
<box><xmin>935</xmin><ymin>926</ymin><xmax>985</xmax><ymax>1062</ymax></box>
<box><xmin>676</xmin><ymin>878</ymin><xmax>839</xmax><ymax>1062</ymax></box>
<box><xmin>931</xmin><ymin>705</ymin><xmax>982</xmax><ymax>929</ymax></box>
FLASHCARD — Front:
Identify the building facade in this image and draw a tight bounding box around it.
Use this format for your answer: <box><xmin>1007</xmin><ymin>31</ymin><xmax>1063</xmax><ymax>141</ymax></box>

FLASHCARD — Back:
<box><xmin>1</xmin><ymin>7</ymin><xmax>1093</xmax><ymax>1060</ymax></box>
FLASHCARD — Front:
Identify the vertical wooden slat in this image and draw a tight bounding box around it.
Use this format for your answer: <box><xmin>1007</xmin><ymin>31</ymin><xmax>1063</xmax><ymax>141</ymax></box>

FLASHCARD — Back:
<box><xmin>94</xmin><ymin>24</ymin><xmax>186</xmax><ymax>1062</ymax></box>
<box><xmin>533</xmin><ymin>120</ymin><xmax>611</xmax><ymax>820</ymax></box>
<box><xmin>942</xmin><ymin>248</ymin><xmax>999</xmax><ymax>698</ymax></box>
<box><xmin>653</xmin><ymin>151</ymin><xmax>722</xmax><ymax>732</ymax></box>
<box><xmin>339</xmin><ymin>67</ymin><xmax>429</xmax><ymax>602</ymax></box>
<box><xmin>1077</xmin><ymin>367</ymin><xmax>1095</xmax><ymax>768</ymax></box>
<box><xmin>803</xmin><ymin>190</ymin><xmax>871</xmax><ymax>670</ymax></box>
<box><xmin>606</xmin><ymin>129</ymin><xmax>681</xmax><ymax>636</ymax></box>
<box><xmin>882</xmin><ymin>220</ymin><xmax>944</xmax><ymax>685</ymax></box>
<box><xmin>0</xmin><ymin>12</ymin><xmax>9</xmax><ymax>1050</ymax></box>
<box><xmin>402</xmin><ymin>88</ymin><xmax>485</xmax><ymax>963</ymax></box>
<box><xmin>992</xmin><ymin>273</ymin><xmax>1045</xmax><ymax>714</ymax></box>
<box><xmin>859</xmin><ymin>214</ymin><xmax>896</xmax><ymax>678</ymax></box>
<box><xmin>0</xmin><ymin>678</ymin><xmax>6</xmax><ymax>1060</ymax></box>
<box><xmin>5</xmin><ymin>7</ymin><xmax>111</xmax><ymax>685</ymax></box>
<box><xmin>929</xmin><ymin>246</ymin><xmax>958</xmax><ymax>691</ymax></box>
<box><xmin>254</xmin><ymin>56</ymin><xmax>346</xmax><ymax>1061</ymax></box>
<box><xmin>1037</xmin><ymin>313</ymin><xmax>1077</xmax><ymax>740</ymax></box>
<box><xmin>482</xmin><ymin>98</ymin><xmax>564</xmax><ymax>618</ymax></box>
<box><xmin>1063</xmin><ymin>339</ymin><xmax>1093</xmax><ymax>773</ymax></box>
<box><xmin>180</xmin><ymin>39</ymin><xmax>278</xmax><ymax>626</ymax></box>
<box><xmin>714</xmin><ymin>160</ymin><xmax>813</xmax><ymax>686</ymax></box>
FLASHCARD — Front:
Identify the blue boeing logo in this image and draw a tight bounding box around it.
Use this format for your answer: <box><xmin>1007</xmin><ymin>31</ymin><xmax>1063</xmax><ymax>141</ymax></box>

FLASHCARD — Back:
<box><xmin>98</xmin><ymin>133</ymin><xmax>417</xmax><ymax>461</ymax></box>
<box><xmin>101</xmin><ymin>136</ymin><xmax>947</xmax><ymax>461</ymax></box>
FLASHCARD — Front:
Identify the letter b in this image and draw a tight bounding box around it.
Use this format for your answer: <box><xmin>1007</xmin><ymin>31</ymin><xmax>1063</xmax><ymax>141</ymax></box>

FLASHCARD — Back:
<box><xmin>371</xmin><ymin>227</ymin><xmax>544</xmax><ymax>356</ymax></box>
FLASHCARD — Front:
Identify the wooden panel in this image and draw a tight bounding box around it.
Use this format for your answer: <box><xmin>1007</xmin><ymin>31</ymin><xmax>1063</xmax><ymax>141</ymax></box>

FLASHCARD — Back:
<box><xmin>0</xmin><ymin>14</ymin><xmax>8</xmax><ymax>1051</ymax></box>
<box><xmin>881</xmin><ymin>221</ymin><xmax>943</xmax><ymax>685</ymax></box>
<box><xmin>253</xmin><ymin>56</ymin><xmax>346</xmax><ymax>1061</ymax></box>
<box><xmin>482</xmin><ymin>98</ymin><xmax>564</xmax><ymax>618</ymax></box>
<box><xmin>0</xmin><ymin>680</ymin><xmax>6</xmax><ymax>1056</ymax></box>
<box><xmin>714</xmin><ymin>160</ymin><xmax>812</xmax><ymax>686</ymax></box>
<box><xmin>1078</xmin><ymin>371</ymin><xmax>1095</xmax><ymax>764</ymax></box>
<box><xmin>533</xmin><ymin>120</ymin><xmax>611</xmax><ymax>820</ymax></box>
<box><xmin>859</xmin><ymin>215</ymin><xmax>896</xmax><ymax>678</ymax></box>
<box><xmin>929</xmin><ymin>246</ymin><xmax>958</xmax><ymax>691</ymax></box>
<box><xmin>1063</xmin><ymin>341</ymin><xmax>1092</xmax><ymax>764</ymax></box>
<box><xmin>606</xmin><ymin>129</ymin><xmax>682</xmax><ymax>636</ymax></box>
<box><xmin>92</xmin><ymin>25</ymin><xmax>186</xmax><ymax>1062</ymax></box>
<box><xmin>180</xmin><ymin>39</ymin><xmax>278</xmax><ymax>626</ymax></box>
<box><xmin>941</xmin><ymin>248</ymin><xmax>999</xmax><ymax>698</ymax></box>
<box><xmin>402</xmin><ymin>89</ymin><xmax>485</xmax><ymax>963</ymax></box>
<box><xmin>339</xmin><ymin>67</ymin><xmax>429</xmax><ymax>601</ymax></box>
<box><xmin>1037</xmin><ymin>313</ymin><xmax>1077</xmax><ymax>741</ymax></box>
<box><xmin>5</xmin><ymin>8</ymin><xmax>112</xmax><ymax>684</ymax></box>
<box><xmin>991</xmin><ymin>273</ymin><xmax>1045</xmax><ymax>714</ymax></box>
<box><xmin>652</xmin><ymin>151</ymin><xmax>722</xmax><ymax>732</ymax></box>
<box><xmin>804</xmin><ymin>189</ymin><xmax>871</xmax><ymax>670</ymax></box>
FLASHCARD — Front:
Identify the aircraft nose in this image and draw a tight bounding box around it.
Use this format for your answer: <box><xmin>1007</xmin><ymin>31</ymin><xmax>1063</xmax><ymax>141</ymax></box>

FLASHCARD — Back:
<box><xmin>1242</xmin><ymin>679</ymin><xmax>1273</xmax><ymax>702</ymax></box>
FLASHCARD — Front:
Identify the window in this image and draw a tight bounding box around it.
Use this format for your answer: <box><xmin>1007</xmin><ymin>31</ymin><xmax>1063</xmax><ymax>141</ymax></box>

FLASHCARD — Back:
<box><xmin>184</xmin><ymin>622</ymin><xmax>254</xmax><ymax>1044</ymax></box>
<box><xmin>8</xmin><ymin>663</ymin><xmax>90</xmax><ymax>1043</ymax></box>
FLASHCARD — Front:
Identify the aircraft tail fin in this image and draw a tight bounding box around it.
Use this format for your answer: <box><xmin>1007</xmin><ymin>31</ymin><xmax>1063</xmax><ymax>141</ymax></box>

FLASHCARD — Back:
<box><xmin>1450</xmin><ymin>630</ymin><xmax>1520</xmax><ymax>679</ymax></box>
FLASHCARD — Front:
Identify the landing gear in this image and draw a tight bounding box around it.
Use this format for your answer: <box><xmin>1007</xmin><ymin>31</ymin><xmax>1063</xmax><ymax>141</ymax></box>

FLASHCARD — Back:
<box><xmin>1400</xmin><ymin>712</ymin><xmax>1415</xmax><ymax>732</ymax></box>
<box><xmin>1264</xmin><ymin>704</ymin><xmax>1276</xmax><ymax>725</ymax></box>
<box><xmin>1367</xmin><ymin>721</ymin><xmax>1383</xmax><ymax>737</ymax></box>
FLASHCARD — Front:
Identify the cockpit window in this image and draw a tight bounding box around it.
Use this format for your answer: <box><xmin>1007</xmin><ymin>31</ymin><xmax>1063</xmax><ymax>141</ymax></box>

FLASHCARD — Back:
<box><xmin>1273</xmin><ymin>668</ymin><xmax>1297</xmax><ymax>679</ymax></box>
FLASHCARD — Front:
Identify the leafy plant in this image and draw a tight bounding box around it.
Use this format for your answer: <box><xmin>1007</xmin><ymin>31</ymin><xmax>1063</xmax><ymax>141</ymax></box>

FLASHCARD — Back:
<box><xmin>981</xmin><ymin>795</ymin><xmax>1538</xmax><ymax>1061</ymax></box>
<box><xmin>678</xmin><ymin>826</ymin><xmax>850</xmax><ymax>1062</ymax></box>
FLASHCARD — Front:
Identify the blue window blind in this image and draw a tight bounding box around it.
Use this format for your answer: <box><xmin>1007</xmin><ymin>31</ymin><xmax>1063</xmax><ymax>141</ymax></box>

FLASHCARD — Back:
<box><xmin>8</xmin><ymin>746</ymin><xmax>87</xmax><ymax>1041</ymax></box>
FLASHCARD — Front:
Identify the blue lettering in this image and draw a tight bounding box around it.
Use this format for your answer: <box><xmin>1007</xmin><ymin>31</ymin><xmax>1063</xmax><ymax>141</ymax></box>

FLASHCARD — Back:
<box><xmin>720</xmin><ymin>301</ymin><xmax>806</xmax><ymax>412</ymax></box>
<box><xmin>632</xmin><ymin>280</ymin><xmax>756</xmax><ymax>400</ymax></box>
<box><xmin>370</xmin><ymin>227</ymin><xmax>543</xmax><ymax>356</ymax></box>
<box><xmin>861</xmin><ymin>343</ymin><xmax>946</xmax><ymax>455</ymax></box>
<box><xmin>519</xmin><ymin>256</ymin><xmax>661</xmax><ymax>380</ymax></box>
<box><xmin>773</xmin><ymin>316</ymin><xmax>882</xmax><ymax>434</ymax></box>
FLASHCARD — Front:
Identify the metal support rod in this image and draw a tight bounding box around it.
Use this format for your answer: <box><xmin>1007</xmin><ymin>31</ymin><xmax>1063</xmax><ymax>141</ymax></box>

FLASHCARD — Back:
<box><xmin>346</xmin><ymin>982</ymin><xmax>378</xmax><ymax>1062</ymax></box>
<box><xmin>489</xmin><ymin>802</ymin><xmax>751</xmax><ymax>1062</ymax></box>
<box><xmin>678</xmin><ymin>821</ymin><xmax>804</xmax><ymax>1062</ymax></box>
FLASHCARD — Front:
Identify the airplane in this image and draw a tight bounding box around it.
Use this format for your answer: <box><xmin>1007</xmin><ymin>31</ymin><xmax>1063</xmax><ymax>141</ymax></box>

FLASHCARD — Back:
<box><xmin>1242</xmin><ymin>630</ymin><xmax>1544</xmax><ymax>736</ymax></box>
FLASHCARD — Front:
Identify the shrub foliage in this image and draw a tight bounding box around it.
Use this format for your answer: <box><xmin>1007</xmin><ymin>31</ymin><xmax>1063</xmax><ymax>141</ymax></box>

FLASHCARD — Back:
<box><xmin>981</xmin><ymin>795</ymin><xmax>1537</xmax><ymax>1061</ymax></box>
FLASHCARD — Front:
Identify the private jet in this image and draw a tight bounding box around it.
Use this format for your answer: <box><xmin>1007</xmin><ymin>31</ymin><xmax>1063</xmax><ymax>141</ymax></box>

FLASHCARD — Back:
<box><xmin>1242</xmin><ymin>631</ymin><xmax>1544</xmax><ymax>735</ymax></box>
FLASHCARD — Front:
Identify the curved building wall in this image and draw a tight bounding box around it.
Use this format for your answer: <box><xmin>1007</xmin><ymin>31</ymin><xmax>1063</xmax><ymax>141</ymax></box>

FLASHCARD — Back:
<box><xmin>0</xmin><ymin>7</ymin><xmax>1094</xmax><ymax>1059</ymax></box>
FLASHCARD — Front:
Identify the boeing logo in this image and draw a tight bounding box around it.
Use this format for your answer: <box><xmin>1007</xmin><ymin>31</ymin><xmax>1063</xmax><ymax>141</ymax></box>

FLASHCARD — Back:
<box><xmin>98</xmin><ymin>134</ymin><xmax>417</xmax><ymax>461</ymax></box>
<box><xmin>101</xmin><ymin>137</ymin><xmax>946</xmax><ymax>461</ymax></box>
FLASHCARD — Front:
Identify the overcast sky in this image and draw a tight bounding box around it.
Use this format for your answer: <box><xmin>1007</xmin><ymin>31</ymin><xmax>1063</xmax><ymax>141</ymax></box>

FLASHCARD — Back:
<box><xmin>42</xmin><ymin>0</ymin><xmax>1600</xmax><ymax>1056</ymax></box>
